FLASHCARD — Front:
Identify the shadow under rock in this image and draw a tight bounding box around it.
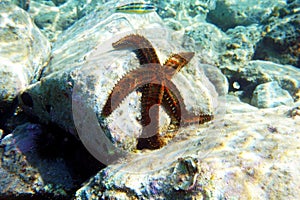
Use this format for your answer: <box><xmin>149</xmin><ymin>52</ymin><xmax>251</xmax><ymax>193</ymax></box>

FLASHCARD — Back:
<box><xmin>5</xmin><ymin>119</ymin><xmax>105</xmax><ymax>199</ymax></box>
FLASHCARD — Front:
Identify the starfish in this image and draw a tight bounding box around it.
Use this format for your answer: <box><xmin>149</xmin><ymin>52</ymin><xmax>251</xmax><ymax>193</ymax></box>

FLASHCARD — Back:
<box><xmin>101</xmin><ymin>34</ymin><xmax>213</xmax><ymax>150</ymax></box>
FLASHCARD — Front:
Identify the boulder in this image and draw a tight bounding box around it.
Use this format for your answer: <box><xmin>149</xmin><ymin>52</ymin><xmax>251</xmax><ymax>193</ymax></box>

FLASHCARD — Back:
<box><xmin>0</xmin><ymin>2</ymin><xmax>50</xmax><ymax>112</ymax></box>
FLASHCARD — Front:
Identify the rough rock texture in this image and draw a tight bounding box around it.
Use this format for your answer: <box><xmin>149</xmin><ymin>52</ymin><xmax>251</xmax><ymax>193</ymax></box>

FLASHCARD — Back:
<box><xmin>152</xmin><ymin>0</ymin><xmax>216</xmax><ymax>30</ymax></box>
<box><xmin>253</xmin><ymin>0</ymin><xmax>300</xmax><ymax>68</ymax></box>
<box><xmin>9</xmin><ymin>0</ymin><xmax>30</xmax><ymax>10</ymax></box>
<box><xmin>207</xmin><ymin>0</ymin><xmax>286</xmax><ymax>30</ymax></box>
<box><xmin>75</xmin><ymin>96</ymin><xmax>300</xmax><ymax>199</ymax></box>
<box><xmin>183</xmin><ymin>22</ymin><xmax>264</xmax><ymax>68</ymax></box>
<box><xmin>183</xmin><ymin>22</ymin><xmax>228</xmax><ymax>66</ymax></box>
<box><xmin>251</xmin><ymin>81</ymin><xmax>294</xmax><ymax>108</ymax></box>
<box><xmin>0</xmin><ymin>2</ymin><xmax>50</xmax><ymax>109</ymax></box>
<box><xmin>221</xmin><ymin>24</ymin><xmax>263</xmax><ymax>66</ymax></box>
<box><xmin>0</xmin><ymin>123</ymin><xmax>73</xmax><ymax>198</ymax></box>
<box><xmin>28</xmin><ymin>0</ymin><xmax>162</xmax><ymax>42</ymax></box>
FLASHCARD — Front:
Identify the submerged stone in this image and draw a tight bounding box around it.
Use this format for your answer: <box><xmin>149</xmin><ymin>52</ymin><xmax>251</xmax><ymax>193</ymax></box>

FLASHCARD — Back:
<box><xmin>207</xmin><ymin>0</ymin><xmax>286</xmax><ymax>30</ymax></box>
<box><xmin>0</xmin><ymin>2</ymin><xmax>50</xmax><ymax>109</ymax></box>
<box><xmin>251</xmin><ymin>81</ymin><xmax>294</xmax><ymax>108</ymax></box>
<box><xmin>75</xmin><ymin>100</ymin><xmax>300</xmax><ymax>199</ymax></box>
<box><xmin>19</xmin><ymin>2</ymin><xmax>224</xmax><ymax>156</ymax></box>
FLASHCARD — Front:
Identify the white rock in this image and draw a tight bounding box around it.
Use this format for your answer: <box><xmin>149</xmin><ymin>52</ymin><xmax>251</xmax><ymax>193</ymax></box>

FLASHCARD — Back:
<box><xmin>0</xmin><ymin>3</ymin><xmax>50</xmax><ymax>105</ymax></box>
<box><xmin>251</xmin><ymin>81</ymin><xmax>294</xmax><ymax>108</ymax></box>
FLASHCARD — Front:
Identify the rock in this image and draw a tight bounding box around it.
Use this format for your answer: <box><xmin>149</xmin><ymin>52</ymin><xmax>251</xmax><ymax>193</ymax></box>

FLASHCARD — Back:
<box><xmin>152</xmin><ymin>0</ymin><xmax>216</xmax><ymax>30</ymax></box>
<box><xmin>28</xmin><ymin>0</ymin><xmax>135</xmax><ymax>42</ymax></box>
<box><xmin>28</xmin><ymin>0</ymin><xmax>80</xmax><ymax>42</ymax></box>
<box><xmin>225</xmin><ymin>95</ymin><xmax>258</xmax><ymax>113</ymax></box>
<box><xmin>0</xmin><ymin>2</ymin><xmax>50</xmax><ymax>110</ymax></box>
<box><xmin>75</xmin><ymin>99</ymin><xmax>300</xmax><ymax>199</ymax></box>
<box><xmin>200</xmin><ymin>64</ymin><xmax>229</xmax><ymax>96</ymax></box>
<box><xmin>253</xmin><ymin>1</ymin><xmax>300</xmax><ymax>68</ymax></box>
<box><xmin>183</xmin><ymin>23</ymin><xmax>263</xmax><ymax>68</ymax></box>
<box><xmin>251</xmin><ymin>81</ymin><xmax>294</xmax><ymax>108</ymax></box>
<box><xmin>0</xmin><ymin>123</ymin><xmax>73</xmax><ymax>198</ymax></box>
<box><xmin>207</xmin><ymin>0</ymin><xmax>286</xmax><ymax>30</ymax></box>
<box><xmin>20</xmin><ymin>7</ymin><xmax>168</xmax><ymax>138</ymax></box>
<box><xmin>8</xmin><ymin>0</ymin><xmax>30</xmax><ymax>10</ymax></box>
<box><xmin>221</xmin><ymin>24</ymin><xmax>263</xmax><ymax>66</ymax></box>
<box><xmin>19</xmin><ymin>2</ymin><xmax>223</xmax><ymax>155</ymax></box>
<box><xmin>224</xmin><ymin>60</ymin><xmax>300</xmax><ymax>103</ymax></box>
<box><xmin>183</xmin><ymin>22</ymin><xmax>228</xmax><ymax>66</ymax></box>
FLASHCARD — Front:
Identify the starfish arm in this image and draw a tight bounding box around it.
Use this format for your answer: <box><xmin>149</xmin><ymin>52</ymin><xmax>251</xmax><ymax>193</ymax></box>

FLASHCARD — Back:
<box><xmin>101</xmin><ymin>67</ymin><xmax>155</xmax><ymax>117</ymax></box>
<box><xmin>163</xmin><ymin>52</ymin><xmax>195</xmax><ymax>78</ymax></box>
<box><xmin>140</xmin><ymin>83</ymin><xmax>163</xmax><ymax>127</ymax></box>
<box><xmin>137</xmin><ymin>83</ymin><xmax>165</xmax><ymax>149</ymax></box>
<box><xmin>162</xmin><ymin>81</ymin><xmax>184</xmax><ymax>125</ymax></box>
<box><xmin>163</xmin><ymin>80</ymin><xmax>213</xmax><ymax>126</ymax></box>
<box><xmin>112</xmin><ymin>34</ymin><xmax>160</xmax><ymax>65</ymax></box>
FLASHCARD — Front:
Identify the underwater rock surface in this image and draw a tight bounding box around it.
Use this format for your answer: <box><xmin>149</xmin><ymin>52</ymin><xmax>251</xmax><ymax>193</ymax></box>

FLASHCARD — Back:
<box><xmin>0</xmin><ymin>3</ymin><xmax>50</xmax><ymax>110</ymax></box>
<box><xmin>225</xmin><ymin>60</ymin><xmax>300</xmax><ymax>104</ymax></box>
<box><xmin>253</xmin><ymin>1</ymin><xmax>300</xmax><ymax>68</ymax></box>
<box><xmin>251</xmin><ymin>81</ymin><xmax>294</xmax><ymax>108</ymax></box>
<box><xmin>76</xmin><ymin>97</ymin><xmax>300</xmax><ymax>199</ymax></box>
<box><xmin>19</xmin><ymin>4</ymin><xmax>225</xmax><ymax>152</ymax></box>
<box><xmin>0</xmin><ymin>0</ymin><xmax>300</xmax><ymax>199</ymax></box>
<box><xmin>207</xmin><ymin>0</ymin><xmax>286</xmax><ymax>30</ymax></box>
<box><xmin>0</xmin><ymin>123</ymin><xmax>73</xmax><ymax>198</ymax></box>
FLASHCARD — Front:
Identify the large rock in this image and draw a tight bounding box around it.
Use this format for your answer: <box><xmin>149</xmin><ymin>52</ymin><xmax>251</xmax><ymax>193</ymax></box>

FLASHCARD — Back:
<box><xmin>0</xmin><ymin>2</ymin><xmax>50</xmax><ymax>111</ymax></box>
<box><xmin>183</xmin><ymin>22</ymin><xmax>228</xmax><ymax>66</ymax></box>
<box><xmin>19</xmin><ymin>2</ymin><xmax>226</xmax><ymax>153</ymax></box>
<box><xmin>75</xmin><ymin>96</ymin><xmax>300</xmax><ymax>199</ymax></box>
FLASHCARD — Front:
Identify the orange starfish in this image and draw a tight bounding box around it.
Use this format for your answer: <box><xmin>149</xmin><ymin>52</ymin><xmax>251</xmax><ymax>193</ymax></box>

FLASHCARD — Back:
<box><xmin>101</xmin><ymin>34</ymin><xmax>213</xmax><ymax>149</ymax></box>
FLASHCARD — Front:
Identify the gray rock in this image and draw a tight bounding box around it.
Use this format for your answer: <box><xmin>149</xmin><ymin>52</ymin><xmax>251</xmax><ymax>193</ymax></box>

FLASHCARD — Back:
<box><xmin>0</xmin><ymin>2</ymin><xmax>50</xmax><ymax>110</ymax></box>
<box><xmin>8</xmin><ymin>0</ymin><xmax>30</xmax><ymax>10</ymax></box>
<box><xmin>75</xmin><ymin>100</ymin><xmax>300</xmax><ymax>199</ymax></box>
<box><xmin>207</xmin><ymin>0</ymin><xmax>286</xmax><ymax>30</ymax></box>
<box><xmin>225</xmin><ymin>95</ymin><xmax>258</xmax><ymax>113</ymax></box>
<box><xmin>251</xmin><ymin>81</ymin><xmax>294</xmax><ymax>108</ymax></box>
<box><xmin>28</xmin><ymin>0</ymin><xmax>138</xmax><ymax>42</ymax></box>
<box><xmin>0</xmin><ymin>123</ymin><xmax>73</xmax><ymax>198</ymax></box>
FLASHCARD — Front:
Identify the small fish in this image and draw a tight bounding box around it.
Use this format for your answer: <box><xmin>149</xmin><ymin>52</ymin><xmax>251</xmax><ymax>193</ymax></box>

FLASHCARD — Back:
<box><xmin>115</xmin><ymin>2</ymin><xmax>156</xmax><ymax>14</ymax></box>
